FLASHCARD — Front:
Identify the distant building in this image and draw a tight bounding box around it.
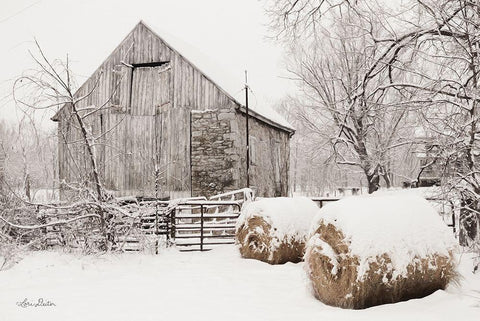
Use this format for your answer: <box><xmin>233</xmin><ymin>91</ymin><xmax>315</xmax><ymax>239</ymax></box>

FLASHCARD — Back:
<box><xmin>52</xmin><ymin>21</ymin><xmax>294</xmax><ymax>199</ymax></box>
<box><xmin>416</xmin><ymin>142</ymin><xmax>443</xmax><ymax>187</ymax></box>
<box><xmin>415</xmin><ymin>140</ymin><xmax>465</xmax><ymax>187</ymax></box>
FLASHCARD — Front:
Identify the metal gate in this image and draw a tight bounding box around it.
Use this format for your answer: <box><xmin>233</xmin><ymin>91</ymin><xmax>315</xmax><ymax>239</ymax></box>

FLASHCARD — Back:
<box><xmin>168</xmin><ymin>200</ymin><xmax>242</xmax><ymax>251</ymax></box>
<box><xmin>135</xmin><ymin>189</ymin><xmax>253</xmax><ymax>252</ymax></box>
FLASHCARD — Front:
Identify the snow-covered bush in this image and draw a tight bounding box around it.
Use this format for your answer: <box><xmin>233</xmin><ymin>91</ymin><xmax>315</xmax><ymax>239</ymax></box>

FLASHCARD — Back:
<box><xmin>0</xmin><ymin>239</ymin><xmax>23</xmax><ymax>271</ymax></box>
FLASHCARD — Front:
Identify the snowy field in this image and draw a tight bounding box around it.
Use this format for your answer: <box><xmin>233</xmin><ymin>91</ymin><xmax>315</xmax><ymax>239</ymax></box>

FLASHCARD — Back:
<box><xmin>0</xmin><ymin>246</ymin><xmax>479</xmax><ymax>321</ymax></box>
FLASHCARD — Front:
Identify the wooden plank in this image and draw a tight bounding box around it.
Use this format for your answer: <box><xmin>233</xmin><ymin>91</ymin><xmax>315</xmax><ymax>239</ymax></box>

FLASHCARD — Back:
<box><xmin>121</xmin><ymin>115</ymin><xmax>157</xmax><ymax>196</ymax></box>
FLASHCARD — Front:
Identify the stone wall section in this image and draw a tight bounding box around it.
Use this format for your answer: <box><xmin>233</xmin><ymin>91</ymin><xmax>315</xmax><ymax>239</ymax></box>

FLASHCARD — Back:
<box><xmin>191</xmin><ymin>108</ymin><xmax>241</xmax><ymax>197</ymax></box>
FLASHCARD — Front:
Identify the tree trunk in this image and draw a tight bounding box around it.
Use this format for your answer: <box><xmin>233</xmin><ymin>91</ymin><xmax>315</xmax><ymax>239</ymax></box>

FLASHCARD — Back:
<box><xmin>70</xmin><ymin>102</ymin><xmax>103</xmax><ymax>202</ymax></box>
<box><xmin>459</xmin><ymin>198</ymin><xmax>479</xmax><ymax>247</ymax></box>
<box><xmin>70</xmin><ymin>102</ymin><xmax>110</xmax><ymax>249</ymax></box>
<box><xmin>383</xmin><ymin>173</ymin><xmax>392</xmax><ymax>188</ymax></box>
<box><xmin>293</xmin><ymin>143</ymin><xmax>298</xmax><ymax>193</ymax></box>
<box><xmin>356</xmin><ymin>138</ymin><xmax>380</xmax><ymax>194</ymax></box>
<box><xmin>366</xmin><ymin>168</ymin><xmax>380</xmax><ymax>194</ymax></box>
<box><xmin>382</xmin><ymin>165</ymin><xmax>392</xmax><ymax>188</ymax></box>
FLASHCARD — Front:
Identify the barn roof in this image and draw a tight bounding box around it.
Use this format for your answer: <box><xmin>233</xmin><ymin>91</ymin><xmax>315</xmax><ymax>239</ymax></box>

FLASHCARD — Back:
<box><xmin>52</xmin><ymin>21</ymin><xmax>294</xmax><ymax>134</ymax></box>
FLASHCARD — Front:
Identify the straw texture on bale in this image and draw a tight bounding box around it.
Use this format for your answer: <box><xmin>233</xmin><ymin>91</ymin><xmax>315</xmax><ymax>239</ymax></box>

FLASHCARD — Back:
<box><xmin>305</xmin><ymin>223</ymin><xmax>455</xmax><ymax>309</ymax></box>
<box><xmin>236</xmin><ymin>216</ymin><xmax>306</xmax><ymax>264</ymax></box>
<box><xmin>305</xmin><ymin>195</ymin><xmax>457</xmax><ymax>309</ymax></box>
<box><xmin>235</xmin><ymin>197</ymin><xmax>319</xmax><ymax>265</ymax></box>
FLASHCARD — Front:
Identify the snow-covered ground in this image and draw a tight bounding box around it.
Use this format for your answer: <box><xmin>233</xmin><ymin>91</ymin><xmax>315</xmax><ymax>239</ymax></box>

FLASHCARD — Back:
<box><xmin>0</xmin><ymin>246</ymin><xmax>478</xmax><ymax>321</ymax></box>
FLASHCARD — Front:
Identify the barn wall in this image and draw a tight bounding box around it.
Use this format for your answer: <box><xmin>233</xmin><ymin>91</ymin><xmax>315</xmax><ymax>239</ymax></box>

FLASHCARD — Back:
<box><xmin>57</xmin><ymin>22</ymin><xmax>187</xmax><ymax>198</ymax></box>
<box><xmin>190</xmin><ymin>107</ymin><xmax>290</xmax><ymax>198</ymax></box>
<box><xmin>233</xmin><ymin>111</ymin><xmax>290</xmax><ymax>197</ymax></box>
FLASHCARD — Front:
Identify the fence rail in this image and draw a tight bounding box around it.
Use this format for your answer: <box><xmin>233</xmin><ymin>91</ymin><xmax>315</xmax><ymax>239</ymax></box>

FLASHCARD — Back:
<box><xmin>310</xmin><ymin>197</ymin><xmax>340</xmax><ymax>208</ymax></box>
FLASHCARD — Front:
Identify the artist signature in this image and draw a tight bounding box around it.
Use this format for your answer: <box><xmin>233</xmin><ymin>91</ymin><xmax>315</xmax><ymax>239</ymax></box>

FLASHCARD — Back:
<box><xmin>16</xmin><ymin>298</ymin><xmax>56</xmax><ymax>308</ymax></box>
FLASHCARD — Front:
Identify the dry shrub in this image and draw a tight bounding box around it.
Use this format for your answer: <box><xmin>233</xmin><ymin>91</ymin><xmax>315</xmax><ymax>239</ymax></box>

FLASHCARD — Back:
<box><xmin>236</xmin><ymin>216</ymin><xmax>306</xmax><ymax>264</ymax></box>
<box><xmin>0</xmin><ymin>236</ymin><xmax>23</xmax><ymax>271</ymax></box>
<box><xmin>305</xmin><ymin>222</ymin><xmax>457</xmax><ymax>309</ymax></box>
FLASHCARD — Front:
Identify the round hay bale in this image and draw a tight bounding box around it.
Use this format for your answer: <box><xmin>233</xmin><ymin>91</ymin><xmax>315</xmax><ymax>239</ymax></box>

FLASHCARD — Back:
<box><xmin>305</xmin><ymin>194</ymin><xmax>457</xmax><ymax>309</ymax></box>
<box><xmin>236</xmin><ymin>197</ymin><xmax>319</xmax><ymax>264</ymax></box>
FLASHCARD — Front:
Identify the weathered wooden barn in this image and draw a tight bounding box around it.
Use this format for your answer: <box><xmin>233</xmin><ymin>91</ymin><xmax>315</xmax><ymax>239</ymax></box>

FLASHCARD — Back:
<box><xmin>52</xmin><ymin>21</ymin><xmax>294</xmax><ymax>199</ymax></box>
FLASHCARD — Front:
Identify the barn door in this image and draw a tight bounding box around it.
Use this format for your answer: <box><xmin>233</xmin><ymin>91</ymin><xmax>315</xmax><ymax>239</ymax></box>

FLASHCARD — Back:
<box><xmin>155</xmin><ymin>107</ymin><xmax>191</xmax><ymax>198</ymax></box>
<box><xmin>130</xmin><ymin>64</ymin><xmax>171</xmax><ymax>116</ymax></box>
<box><xmin>123</xmin><ymin>64</ymin><xmax>172</xmax><ymax>196</ymax></box>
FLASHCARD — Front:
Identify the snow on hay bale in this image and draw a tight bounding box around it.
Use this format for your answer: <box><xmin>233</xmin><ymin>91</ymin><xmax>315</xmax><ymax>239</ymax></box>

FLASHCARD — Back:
<box><xmin>235</xmin><ymin>197</ymin><xmax>319</xmax><ymax>264</ymax></box>
<box><xmin>305</xmin><ymin>194</ymin><xmax>457</xmax><ymax>309</ymax></box>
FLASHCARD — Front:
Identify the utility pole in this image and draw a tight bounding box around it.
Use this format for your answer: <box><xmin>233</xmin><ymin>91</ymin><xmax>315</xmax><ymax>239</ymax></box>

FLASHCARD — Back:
<box><xmin>245</xmin><ymin>70</ymin><xmax>250</xmax><ymax>187</ymax></box>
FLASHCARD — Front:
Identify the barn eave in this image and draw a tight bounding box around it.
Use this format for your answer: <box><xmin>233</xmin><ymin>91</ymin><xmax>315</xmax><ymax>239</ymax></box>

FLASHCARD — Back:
<box><xmin>235</xmin><ymin>105</ymin><xmax>295</xmax><ymax>136</ymax></box>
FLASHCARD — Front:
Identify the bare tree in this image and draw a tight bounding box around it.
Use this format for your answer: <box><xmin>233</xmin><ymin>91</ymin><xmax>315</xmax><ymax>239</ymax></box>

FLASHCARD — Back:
<box><xmin>266</xmin><ymin>0</ymin><xmax>356</xmax><ymax>40</ymax></box>
<box><xmin>269</xmin><ymin>0</ymin><xmax>480</xmax><ymax>266</ymax></box>
<box><xmin>404</xmin><ymin>0</ymin><xmax>480</xmax><ymax>252</ymax></box>
<box><xmin>1</xmin><ymin>38</ymin><xmax>177</xmax><ymax>254</ymax></box>
<box><xmin>13</xmin><ymin>41</ymin><xmax>105</xmax><ymax>202</ymax></box>
<box><xmin>279</xmin><ymin>3</ymin><xmax>424</xmax><ymax>193</ymax></box>
<box><xmin>277</xmin><ymin>98</ymin><xmax>368</xmax><ymax>195</ymax></box>
<box><xmin>0</xmin><ymin>118</ymin><xmax>56</xmax><ymax>201</ymax></box>
<box><xmin>4</xmin><ymin>41</ymin><xmax>129</xmax><ymax>250</ymax></box>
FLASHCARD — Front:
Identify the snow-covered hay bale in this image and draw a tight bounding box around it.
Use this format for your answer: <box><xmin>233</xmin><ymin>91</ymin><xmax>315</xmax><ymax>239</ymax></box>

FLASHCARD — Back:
<box><xmin>305</xmin><ymin>195</ymin><xmax>457</xmax><ymax>309</ymax></box>
<box><xmin>236</xmin><ymin>197</ymin><xmax>320</xmax><ymax>264</ymax></box>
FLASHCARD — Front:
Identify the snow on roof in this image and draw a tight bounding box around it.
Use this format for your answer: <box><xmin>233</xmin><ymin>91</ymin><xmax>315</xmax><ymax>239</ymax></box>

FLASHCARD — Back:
<box><xmin>140</xmin><ymin>21</ymin><xmax>295</xmax><ymax>132</ymax></box>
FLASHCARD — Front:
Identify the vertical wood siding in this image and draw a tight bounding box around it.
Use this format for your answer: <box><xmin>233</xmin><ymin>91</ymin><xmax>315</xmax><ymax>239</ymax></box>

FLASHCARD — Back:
<box><xmin>232</xmin><ymin>112</ymin><xmax>290</xmax><ymax>197</ymax></box>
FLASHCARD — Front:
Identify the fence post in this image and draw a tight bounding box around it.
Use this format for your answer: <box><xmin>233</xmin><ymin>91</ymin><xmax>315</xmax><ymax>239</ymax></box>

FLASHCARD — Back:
<box><xmin>169</xmin><ymin>208</ymin><xmax>176</xmax><ymax>246</ymax></box>
<box><xmin>449</xmin><ymin>200</ymin><xmax>456</xmax><ymax>235</ymax></box>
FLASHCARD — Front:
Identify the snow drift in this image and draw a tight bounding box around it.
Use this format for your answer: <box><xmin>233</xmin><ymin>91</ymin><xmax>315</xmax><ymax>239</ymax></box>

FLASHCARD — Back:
<box><xmin>235</xmin><ymin>197</ymin><xmax>319</xmax><ymax>264</ymax></box>
<box><xmin>305</xmin><ymin>194</ymin><xmax>457</xmax><ymax>309</ymax></box>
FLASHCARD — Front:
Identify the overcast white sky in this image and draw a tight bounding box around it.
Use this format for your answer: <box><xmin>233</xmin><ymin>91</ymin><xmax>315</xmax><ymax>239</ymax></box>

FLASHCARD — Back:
<box><xmin>0</xmin><ymin>0</ymin><xmax>294</xmax><ymax>129</ymax></box>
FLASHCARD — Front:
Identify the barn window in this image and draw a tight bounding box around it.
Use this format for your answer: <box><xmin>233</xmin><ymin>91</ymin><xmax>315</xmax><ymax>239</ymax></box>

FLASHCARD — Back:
<box><xmin>126</xmin><ymin>62</ymin><xmax>171</xmax><ymax>115</ymax></box>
